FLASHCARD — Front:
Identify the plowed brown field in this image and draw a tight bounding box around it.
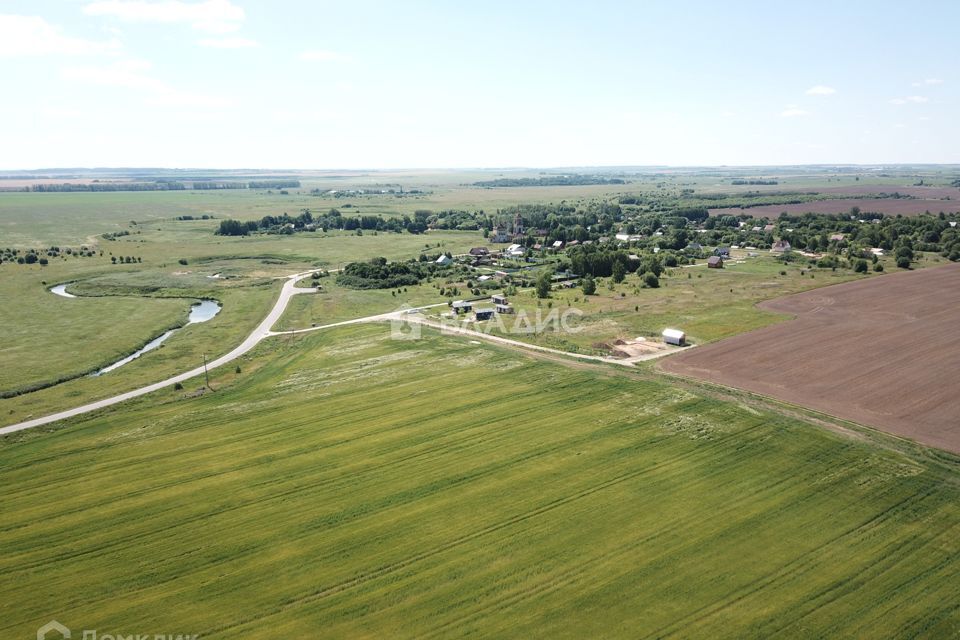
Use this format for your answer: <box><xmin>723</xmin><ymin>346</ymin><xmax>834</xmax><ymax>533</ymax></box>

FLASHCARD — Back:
<box><xmin>660</xmin><ymin>262</ymin><xmax>960</xmax><ymax>453</ymax></box>
<box><xmin>710</xmin><ymin>198</ymin><xmax>960</xmax><ymax>217</ymax></box>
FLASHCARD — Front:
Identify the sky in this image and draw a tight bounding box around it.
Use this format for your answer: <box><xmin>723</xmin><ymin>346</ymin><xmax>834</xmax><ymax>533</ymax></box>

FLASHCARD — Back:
<box><xmin>1</xmin><ymin>0</ymin><xmax>958</xmax><ymax>169</ymax></box>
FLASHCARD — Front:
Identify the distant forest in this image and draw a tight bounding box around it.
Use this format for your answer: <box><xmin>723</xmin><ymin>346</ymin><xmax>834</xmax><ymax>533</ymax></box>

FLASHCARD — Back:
<box><xmin>473</xmin><ymin>175</ymin><xmax>626</xmax><ymax>188</ymax></box>
<box><xmin>24</xmin><ymin>180</ymin><xmax>301</xmax><ymax>193</ymax></box>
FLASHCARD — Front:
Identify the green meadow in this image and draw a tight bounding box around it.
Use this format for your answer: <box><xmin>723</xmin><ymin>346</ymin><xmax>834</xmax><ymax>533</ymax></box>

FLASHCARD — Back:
<box><xmin>1</xmin><ymin>324</ymin><xmax>958</xmax><ymax>638</ymax></box>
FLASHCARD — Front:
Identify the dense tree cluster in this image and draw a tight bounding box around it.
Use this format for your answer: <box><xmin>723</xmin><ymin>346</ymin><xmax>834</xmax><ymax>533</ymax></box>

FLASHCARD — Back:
<box><xmin>30</xmin><ymin>182</ymin><xmax>186</xmax><ymax>192</ymax></box>
<box><xmin>335</xmin><ymin>257</ymin><xmax>429</xmax><ymax>289</ymax></box>
<box><xmin>473</xmin><ymin>175</ymin><xmax>626</xmax><ymax>188</ymax></box>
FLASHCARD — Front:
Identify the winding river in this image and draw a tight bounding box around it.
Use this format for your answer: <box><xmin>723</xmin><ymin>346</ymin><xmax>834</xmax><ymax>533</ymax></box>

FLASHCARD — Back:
<box><xmin>48</xmin><ymin>285</ymin><xmax>221</xmax><ymax>376</ymax></box>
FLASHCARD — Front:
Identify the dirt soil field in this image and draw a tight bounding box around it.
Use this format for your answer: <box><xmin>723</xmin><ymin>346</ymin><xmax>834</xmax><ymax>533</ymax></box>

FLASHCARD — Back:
<box><xmin>711</xmin><ymin>198</ymin><xmax>960</xmax><ymax>217</ymax></box>
<box><xmin>804</xmin><ymin>185</ymin><xmax>960</xmax><ymax>199</ymax></box>
<box><xmin>660</xmin><ymin>262</ymin><xmax>960</xmax><ymax>453</ymax></box>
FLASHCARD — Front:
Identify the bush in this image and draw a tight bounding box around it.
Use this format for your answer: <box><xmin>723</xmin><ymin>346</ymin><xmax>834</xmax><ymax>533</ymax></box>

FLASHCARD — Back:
<box><xmin>178</xmin><ymin>258</ymin><xmax>188</xmax><ymax>265</ymax></box>
<box><xmin>173</xmin><ymin>382</ymin><xmax>184</xmax><ymax>391</ymax></box>
<box><xmin>874</xmin><ymin>263</ymin><xmax>884</xmax><ymax>272</ymax></box>
<box><xmin>896</xmin><ymin>256</ymin><xmax>911</xmax><ymax>269</ymax></box>
<box><xmin>581</xmin><ymin>275</ymin><xmax>596</xmax><ymax>295</ymax></box>
<box><xmin>854</xmin><ymin>259</ymin><xmax>868</xmax><ymax>273</ymax></box>
<box><xmin>643</xmin><ymin>272</ymin><xmax>660</xmax><ymax>288</ymax></box>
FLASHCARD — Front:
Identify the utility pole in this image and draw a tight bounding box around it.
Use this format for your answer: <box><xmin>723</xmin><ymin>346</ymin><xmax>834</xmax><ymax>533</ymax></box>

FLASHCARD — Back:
<box><xmin>202</xmin><ymin>353</ymin><xmax>210</xmax><ymax>388</ymax></box>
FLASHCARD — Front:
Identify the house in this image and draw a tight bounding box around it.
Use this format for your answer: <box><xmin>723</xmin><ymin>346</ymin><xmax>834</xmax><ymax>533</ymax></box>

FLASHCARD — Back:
<box><xmin>615</xmin><ymin>233</ymin><xmax>631</xmax><ymax>242</ymax></box>
<box><xmin>628</xmin><ymin>254</ymin><xmax>641</xmax><ymax>261</ymax></box>
<box><xmin>475</xmin><ymin>308</ymin><xmax>495</xmax><ymax>321</ymax></box>
<box><xmin>551</xmin><ymin>240</ymin><xmax>564</xmax><ymax>249</ymax></box>
<box><xmin>707</xmin><ymin>256</ymin><xmax>724</xmax><ymax>269</ymax></box>
<box><xmin>771</xmin><ymin>240</ymin><xmax>792</xmax><ymax>253</ymax></box>
<box><xmin>435</xmin><ymin>254</ymin><xmax>453</xmax><ymax>266</ymax></box>
<box><xmin>686</xmin><ymin>242</ymin><xmax>702</xmax><ymax>252</ymax></box>
<box><xmin>598</xmin><ymin>236</ymin><xmax>610</xmax><ymax>244</ymax></box>
<box><xmin>469</xmin><ymin>247</ymin><xmax>489</xmax><ymax>256</ymax></box>
<box><xmin>829</xmin><ymin>233</ymin><xmax>846</xmax><ymax>242</ymax></box>
<box><xmin>494</xmin><ymin>270</ymin><xmax>509</xmax><ymax>279</ymax></box>
<box><xmin>662</xmin><ymin>328</ymin><xmax>686</xmax><ymax>346</ymax></box>
<box><xmin>491</xmin><ymin>294</ymin><xmax>508</xmax><ymax>305</ymax></box>
<box><xmin>763</xmin><ymin>224</ymin><xmax>775</xmax><ymax>232</ymax></box>
<box><xmin>496</xmin><ymin>303</ymin><xmax>514</xmax><ymax>314</ymax></box>
<box><xmin>477</xmin><ymin>275</ymin><xmax>493</xmax><ymax>282</ymax></box>
<box><xmin>566</xmin><ymin>240</ymin><xmax>580</xmax><ymax>247</ymax></box>
<box><xmin>452</xmin><ymin>300</ymin><xmax>473</xmax><ymax>313</ymax></box>
<box><xmin>490</xmin><ymin>225</ymin><xmax>511</xmax><ymax>243</ymax></box>
<box><xmin>714</xmin><ymin>246</ymin><xmax>731</xmax><ymax>258</ymax></box>
<box><xmin>870</xmin><ymin>247</ymin><xmax>885</xmax><ymax>256</ymax></box>
<box><xmin>506</xmin><ymin>243</ymin><xmax>525</xmax><ymax>257</ymax></box>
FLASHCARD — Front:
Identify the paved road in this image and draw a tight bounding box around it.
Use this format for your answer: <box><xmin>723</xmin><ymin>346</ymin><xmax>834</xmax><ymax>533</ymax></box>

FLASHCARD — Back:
<box><xmin>0</xmin><ymin>271</ymin><xmax>319</xmax><ymax>436</ymax></box>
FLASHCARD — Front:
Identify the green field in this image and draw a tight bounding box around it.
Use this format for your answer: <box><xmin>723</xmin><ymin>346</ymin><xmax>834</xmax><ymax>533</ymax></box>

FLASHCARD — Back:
<box><xmin>2</xmin><ymin>324</ymin><xmax>959</xmax><ymax>638</ymax></box>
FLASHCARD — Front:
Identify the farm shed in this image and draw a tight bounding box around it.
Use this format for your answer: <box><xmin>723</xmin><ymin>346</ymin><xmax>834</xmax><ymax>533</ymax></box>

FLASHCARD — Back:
<box><xmin>496</xmin><ymin>304</ymin><xmax>514</xmax><ymax>314</ymax></box>
<box><xmin>491</xmin><ymin>294</ymin><xmax>508</xmax><ymax>305</ymax></box>
<box><xmin>715</xmin><ymin>246</ymin><xmax>730</xmax><ymax>258</ymax></box>
<box><xmin>475</xmin><ymin>309</ymin><xmax>495</xmax><ymax>321</ymax></box>
<box><xmin>452</xmin><ymin>300</ymin><xmax>473</xmax><ymax>314</ymax></box>
<box><xmin>662</xmin><ymin>328</ymin><xmax>686</xmax><ymax>346</ymax></box>
<box><xmin>469</xmin><ymin>247</ymin><xmax>489</xmax><ymax>256</ymax></box>
<box><xmin>707</xmin><ymin>256</ymin><xmax>724</xmax><ymax>269</ymax></box>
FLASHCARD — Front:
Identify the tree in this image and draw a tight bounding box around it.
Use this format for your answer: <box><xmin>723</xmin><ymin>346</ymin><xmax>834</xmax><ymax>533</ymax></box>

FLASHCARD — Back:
<box><xmin>897</xmin><ymin>256</ymin><xmax>911</xmax><ymax>269</ymax></box>
<box><xmin>611</xmin><ymin>261</ymin><xmax>626</xmax><ymax>284</ymax></box>
<box><xmin>854</xmin><ymin>259</ymin><xmax>868</xmax><ymax>273</ymax></box>
<box><xmin>535</xmin><ymin>269</ymin><xmax>553</xmax><ymax>298</ymax></box>
<box><xmin>643</xmin><ymin>272</ymin><xmax>660</xmax><ymax>288</ymax></box>
<box><xmin>582</xmin><ymin>274</ymin><xmax>596</xmax><ymax>295</ymax></box>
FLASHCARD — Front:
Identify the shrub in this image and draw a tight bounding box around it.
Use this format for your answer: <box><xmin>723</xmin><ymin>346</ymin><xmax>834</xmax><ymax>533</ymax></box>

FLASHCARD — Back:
<box><xmin>643</xmin><ymin>272</ymin><xmax>660</xmax><ymax>288</ymax></box>
<box><xmin>896</xmin><ymin>256</ymin><xmax>911</xmax><ymax>269</ymax></box>
<box><xmin>178</xmin><ymin>258</ymin><xmax>188</xmax><ymax>265</ymax></box>
<box><xmin>173</xmin><ymin>382</ymin><xmax>184</xmax><ymax>391</ymax></box>
<box><xmin>874</xmin><ymin>263</ymin><xmax>884</xmax><ymax>272</ymax></box>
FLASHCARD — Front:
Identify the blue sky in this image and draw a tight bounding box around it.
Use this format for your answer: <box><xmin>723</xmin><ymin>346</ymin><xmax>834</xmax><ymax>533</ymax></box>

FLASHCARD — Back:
<box><xmin>1</xmin><ymin>0</ymin><xmax>957</xmax><ymax>169</ymax></box>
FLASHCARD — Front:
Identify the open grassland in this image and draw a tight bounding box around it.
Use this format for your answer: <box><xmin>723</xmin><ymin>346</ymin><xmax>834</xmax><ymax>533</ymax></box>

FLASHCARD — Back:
<box><xmin>0</xmin><ymin>192</ymin><xmax>481</xmax><ymax>422</ymax></box>
<box><xmin>661</xmin><ymin>262</ymin><xmax>960</xmax><ymax>453</ymax></box>
<box><xmin>1</xmin><ymin>324</ymin><xmax>959</xmax><ymax>638</ymax></box>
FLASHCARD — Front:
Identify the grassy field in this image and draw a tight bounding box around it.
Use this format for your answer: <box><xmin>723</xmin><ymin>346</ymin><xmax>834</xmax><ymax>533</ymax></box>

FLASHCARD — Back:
<box><xmin>0</xmin><ymin>190</ymin><xmax>481</xmax><ymax>422</ymax></box>
<box><xmin>1</xmin><ymin>324</ymin><xmax>958</xmax><ymax>638</ymax></box>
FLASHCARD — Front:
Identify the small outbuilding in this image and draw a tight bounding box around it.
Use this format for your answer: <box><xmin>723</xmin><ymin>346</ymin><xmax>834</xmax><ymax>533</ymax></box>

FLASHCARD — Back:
<box><xmin>491</xmin><ymin>294</ymin><xmax>508</xmax><ymax>305</ymax></box>
<box><xmin>435</xmin><ymin>254</ymin><xmax>453</xmax><ymax>266</ymax></box>
<box><xmin>452</xmin><ymin>300</ymin><xmax>473</xmax><ymax>314</ymax></box>
<box><xmin>475</xmin><ymin>308</ymin><xmax>495</xmax><ymax>321</ymax></box>
<box><xmin>707</xmin><ymin>256</ymin><xmax>724</xmax><ymax>269</ymax></box>
<box><xmin>662</xmin><ymin>328</ymin><xmax>686</xmax><ymax>346</ymax></box>
<box><xmin>496</xmin><ymin>303</ymin><xmax>514</xmax><ymax>314</ymax></box>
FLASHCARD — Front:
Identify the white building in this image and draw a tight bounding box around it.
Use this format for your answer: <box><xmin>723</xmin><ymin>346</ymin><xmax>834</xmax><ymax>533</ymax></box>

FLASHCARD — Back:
<box><xmin>435</xmin><ymin>254</ymin><xmax>453</xmax><ymax>266</ymax></box>
<box><xmin>662</xmin><ymin>328</ymin><xmax>686</xmax><ymax>346</ymax></box>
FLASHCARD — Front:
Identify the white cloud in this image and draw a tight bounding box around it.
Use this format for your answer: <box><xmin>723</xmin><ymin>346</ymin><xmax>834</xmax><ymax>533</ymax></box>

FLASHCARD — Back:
<box><xmin>198</xmin><ymin>36</ymin><xmax>259</xmax><ymax>48</ymax></box>
<box><xmin>83</xmin><ymin>0</ymin><xmax>245</xmax><ymax>33</ymax></box>
<box><xmin>890</xmin><ymin>95</ymin><xmax>928</xmax><ymax>105</ymax></box>
<box><xmin>0</xmin><ymin>14</ymin><xmax>121</xmax><ymax>57</ymax></box>
<box><xmin>912</xmin><ymin>78</ymin><xmax>943</xmax><ymax>87</ymax></box>
<box><xmin>780</xmin><ymin>105</ymin><xmax>809</xmax><ymax>117</ymax></box>
<box><xmin>805</xmin><ymin>85</ymin><xmax>836</xmax><ymax>96</ymax></box>
<box><xmin>300</xmin><ymin>49</ymin><xmax>349</xmax><ymax>62</ymax></box>
<box><xmin>62</xmin><ymin>59</ymin><xmax>232</xmax><ymax>108</ymax></box>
